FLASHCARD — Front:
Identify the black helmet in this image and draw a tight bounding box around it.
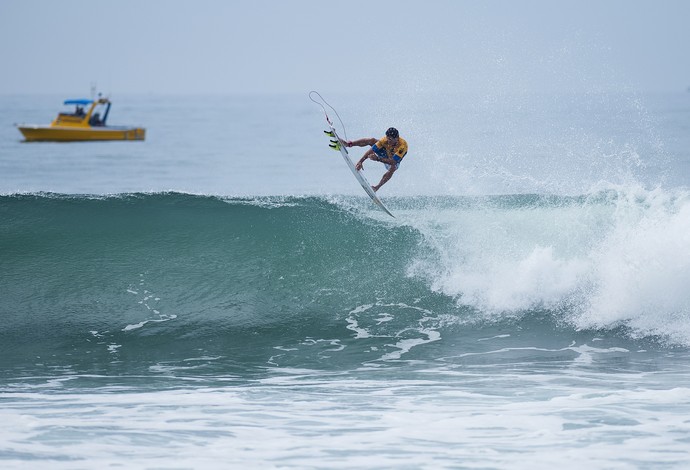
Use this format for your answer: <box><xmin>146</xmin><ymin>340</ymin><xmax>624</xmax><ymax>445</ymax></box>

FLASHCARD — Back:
<box><xmin>386</xmin><ymin>127</ymin><xmax>399</xmax><ymax>139</ymax></box>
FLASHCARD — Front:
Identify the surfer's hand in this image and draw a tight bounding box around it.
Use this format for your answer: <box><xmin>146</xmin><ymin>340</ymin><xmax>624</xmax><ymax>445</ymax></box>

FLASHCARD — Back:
<box><xmin>355</xmin><ymin>160</ymin><xmax>364</xmax><ymax>171</ymax></box>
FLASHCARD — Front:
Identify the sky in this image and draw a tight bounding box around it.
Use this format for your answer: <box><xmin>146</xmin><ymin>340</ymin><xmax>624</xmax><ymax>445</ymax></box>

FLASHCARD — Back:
<box><xmin>1</xmin><ymin>0</ymin><xmax>689</xmax><ymax>95</ymax></box>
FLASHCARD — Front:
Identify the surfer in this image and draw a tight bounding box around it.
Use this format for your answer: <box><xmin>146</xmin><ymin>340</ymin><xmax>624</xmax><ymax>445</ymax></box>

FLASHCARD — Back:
<box><xmin>346</xmin><ymin>127</ymin><xmax>408</xmax><ymax>192</ymax></box>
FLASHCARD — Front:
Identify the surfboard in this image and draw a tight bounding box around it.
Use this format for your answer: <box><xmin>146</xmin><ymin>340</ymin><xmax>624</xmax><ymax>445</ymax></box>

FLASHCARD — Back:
<box><xmin>326</xmin><ymin>124</ymin><xmax>395</xmax><ymax>218</ymax></box>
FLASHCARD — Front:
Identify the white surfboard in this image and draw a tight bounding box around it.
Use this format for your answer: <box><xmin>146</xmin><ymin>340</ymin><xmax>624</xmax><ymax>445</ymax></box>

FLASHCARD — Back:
<box><xmin>327</xmin><ymin>124</ymin><xmax>395</xmax><ymax>218</ymax></box>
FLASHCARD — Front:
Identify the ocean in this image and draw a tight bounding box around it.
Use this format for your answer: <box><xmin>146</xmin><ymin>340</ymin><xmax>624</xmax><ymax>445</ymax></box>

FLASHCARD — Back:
<box><xmin>2</xmin><ymin>92</ymin><xmax>690</xmax><ymax>468</ymax></box>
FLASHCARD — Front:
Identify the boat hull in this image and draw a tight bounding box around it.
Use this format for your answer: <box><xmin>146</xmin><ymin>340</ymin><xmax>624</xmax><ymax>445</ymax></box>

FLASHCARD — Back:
<box><xmin>18</xmin><ymin>125</ymin><xmax>146</xmax><ymax>142</ymax></box>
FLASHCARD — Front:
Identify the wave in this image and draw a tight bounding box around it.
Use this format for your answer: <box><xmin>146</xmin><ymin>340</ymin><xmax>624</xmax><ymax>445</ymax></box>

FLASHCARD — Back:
<box><xmin>2</xmin><ymin>188</ymin><xmax>690</xmax><ymax>353</ymax></box>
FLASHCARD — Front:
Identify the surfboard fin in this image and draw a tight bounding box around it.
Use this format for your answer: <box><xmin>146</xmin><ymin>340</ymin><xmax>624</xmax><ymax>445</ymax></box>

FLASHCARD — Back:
<box><xmin>324</xmin><ymin>130</ymin><xmax>335</xmax><ymax>137</ymax></box>
<box><xmin>329</xmin><ymin>140</ymin><xmax>341</xmax><ymax>150</ymax></box>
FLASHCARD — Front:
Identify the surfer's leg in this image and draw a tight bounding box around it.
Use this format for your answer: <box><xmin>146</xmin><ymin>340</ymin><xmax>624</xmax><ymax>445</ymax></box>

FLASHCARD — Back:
<box><xmin>372</xmin><ymin>166</ymin><xmax>397</xmax><ymax>192</ymax></box>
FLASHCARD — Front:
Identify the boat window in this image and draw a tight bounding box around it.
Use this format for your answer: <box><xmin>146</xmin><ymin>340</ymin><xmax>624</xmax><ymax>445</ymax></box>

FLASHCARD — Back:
<box><xmin>89</xmin><ymin>102</ymin><xmax>108</xmax><ymax>126</ymax></box>
<box><xmin>61</xmin><ymin>104</ymin><xmax>87</xmax><ymax>117</ymax></box>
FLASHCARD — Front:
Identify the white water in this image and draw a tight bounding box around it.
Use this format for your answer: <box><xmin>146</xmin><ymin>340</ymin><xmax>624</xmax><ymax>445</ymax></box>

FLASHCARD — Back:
<box><xmin>2</xmin><ymin>365</ymin><xmax>690</xmax><ymax>469</ymax></box>
<box><xmin>405</xmin><ymin>185</ymin><xmax>690</xmax><ymax>345</ymax></box>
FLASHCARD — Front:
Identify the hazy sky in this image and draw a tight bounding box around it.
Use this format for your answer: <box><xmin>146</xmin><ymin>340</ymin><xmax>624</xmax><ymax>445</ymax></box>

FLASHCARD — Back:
<box><xmin>1</xmin><ymin>0</ymin><xmax>689</xmax><ymax>95</ymax></box>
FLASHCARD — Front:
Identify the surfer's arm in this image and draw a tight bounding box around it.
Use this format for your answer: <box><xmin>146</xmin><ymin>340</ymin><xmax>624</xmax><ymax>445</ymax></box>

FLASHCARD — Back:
<box><xmin>355</xmin><ymin>148</ymin><xmax>376</xmax><ymax>171</ymax></box>
<box><xmin>345</xmin><ymin>137</ymin><xmax>376</xmax><ymax>148</ymax></box>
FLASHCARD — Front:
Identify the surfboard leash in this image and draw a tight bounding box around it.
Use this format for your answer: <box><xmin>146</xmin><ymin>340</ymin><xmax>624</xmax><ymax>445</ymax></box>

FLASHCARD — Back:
<box><xmin>309</xmin><ymin>91</ymin><xmax>348</xmax><ymax>142</ymax></box>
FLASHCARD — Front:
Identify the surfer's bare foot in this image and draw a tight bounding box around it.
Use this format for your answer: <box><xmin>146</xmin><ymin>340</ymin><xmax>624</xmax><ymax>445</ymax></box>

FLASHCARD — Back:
<box><xmin>372</xmin><ymin>185</ymin><xmax>379</xmax><ymax>192</ymax></box>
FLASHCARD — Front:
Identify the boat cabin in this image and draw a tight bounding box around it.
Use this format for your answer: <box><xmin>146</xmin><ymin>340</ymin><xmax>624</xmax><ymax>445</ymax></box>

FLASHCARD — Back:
<box><xmin>53</xmin><ymin>98</ymin><xmax>112</xmax><ymax>128</ymax></box>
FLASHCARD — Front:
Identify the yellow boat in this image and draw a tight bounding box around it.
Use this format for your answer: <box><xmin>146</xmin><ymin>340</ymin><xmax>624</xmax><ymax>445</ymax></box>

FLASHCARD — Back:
<box><xmin>17</xmin><ymin>97</ymin><xmax>145</xmax><ymax>142</ymax></box>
